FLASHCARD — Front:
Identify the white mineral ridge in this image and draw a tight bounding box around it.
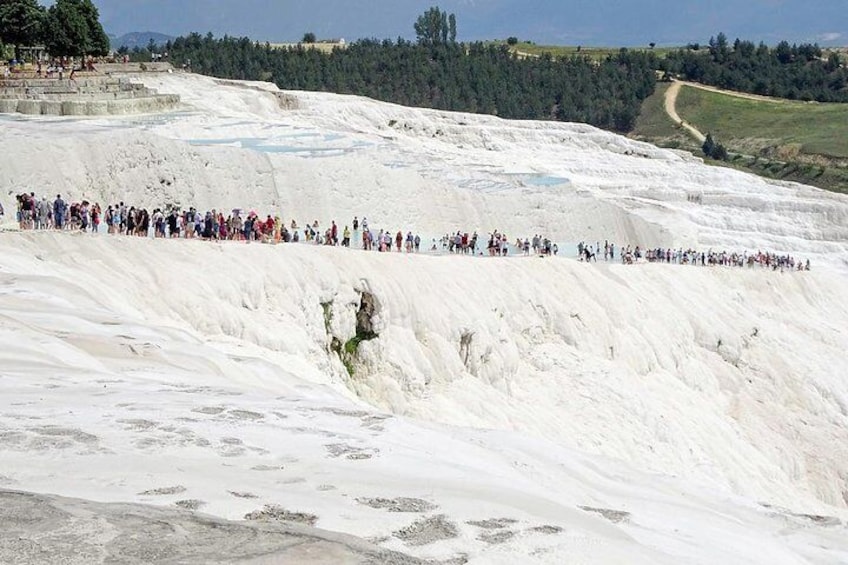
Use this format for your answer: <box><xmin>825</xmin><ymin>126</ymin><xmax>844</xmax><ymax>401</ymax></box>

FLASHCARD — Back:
<box><xmin>1</xmin><ymin>73</ymin><xmax>848</xmax><ymax>564</ymax></box>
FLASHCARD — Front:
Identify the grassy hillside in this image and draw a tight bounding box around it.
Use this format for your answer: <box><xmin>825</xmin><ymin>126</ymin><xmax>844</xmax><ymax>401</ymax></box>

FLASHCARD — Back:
<box><xmin>487</xmin><ymin>40</ymin><xmax>848</xmax><ymax>191</ymax></box>
<box><xmin>674</xmin><ymin>87</ymin><xmax>848</xmax><ymax>159</ymax></box>
<box><xmin>632</xmin><ymin>83</ymin><xmax>848</xmax><ymax>193</ymax></box>
<box><xmin>630</xmin><ymin>83</ymin><xmax>686</xmax><ymax>141</ymax></box>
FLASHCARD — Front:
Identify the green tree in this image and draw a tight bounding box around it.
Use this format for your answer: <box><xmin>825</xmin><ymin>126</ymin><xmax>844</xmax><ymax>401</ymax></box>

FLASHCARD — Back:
<box><xmin>506</xmin><ymin>36</ymin><xmax>518</xmax><ymax>46</ymax></box>
<box><xmin>414</xmin><ymin>6</ymin><xmax>456</xmax><ymax>45</ymax></box>
<box><xmin>43</xmin><ymin>0</ymin><xmax>109</xmax><ymax>57</ymax></box>
<box><xmin>708</xmin><ymin>32</ymin><xmax>729</xmax><ymax>63</ymax></box>
<box><xmin>44</xmin><ymin>0</ymin><xmax>89</xmax><ymax>57</ymax></box>
<box><xmin>702</xmin><ymin>133</ymin><xmax>729</xmax><ymax>160</ymax></box>
<box><xmin>79</xmin><ymin>0</ymin><xmax>109</xmax><ymax>55</ymax></box>
<box><xmin>825</xmin><ymin>52</ymin><xmax>841</xmax><ymax>73</ymax></box>
<box><xmin>712</xmin><ymin>142</ymin><xmax>728</xmax><ymax>161</ymax></box>
<box><xmin>0</xmin><ymin>0</ymin><xmax>46</xmax><ymax>60</ymax></box>
<box><xmin>775</xmin><ymin>40</ymin><xmax>792</xmax><ymax>64</ymax></box>
<box><xmin>302</xmin><ymin>32</ymin><xmax>316</xmax><ymax>43</ymax></box>
<box><xmin>702</xmin><ymin>133</ymin><xmax>716</xmax><ymax>157</ymax></box>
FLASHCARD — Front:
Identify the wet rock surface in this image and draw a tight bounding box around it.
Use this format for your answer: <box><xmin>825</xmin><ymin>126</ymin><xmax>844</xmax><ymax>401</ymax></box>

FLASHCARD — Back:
<box><xmin>0</xmin><ymin>489</ymin><xmax>426</xmax><ymax>565</ymax></box>
<box><xmin>393</xmin><ymin>515</ymin><xmax>460</xmax><ymax>546</ymax></box>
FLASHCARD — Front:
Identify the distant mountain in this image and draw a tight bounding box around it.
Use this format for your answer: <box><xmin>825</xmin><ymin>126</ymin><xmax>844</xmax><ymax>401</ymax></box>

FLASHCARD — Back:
<box><xmin>109</xmin><ymin>32</ymin><xmax>175</xmax><ymax>50</ymax></box>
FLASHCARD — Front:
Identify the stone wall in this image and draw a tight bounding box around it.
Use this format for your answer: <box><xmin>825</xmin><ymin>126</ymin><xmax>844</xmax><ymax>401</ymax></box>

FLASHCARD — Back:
<box><xmin>0</xmin><ymin>75</ymin><xmax>180</xmax><ymax>116</ymax></box>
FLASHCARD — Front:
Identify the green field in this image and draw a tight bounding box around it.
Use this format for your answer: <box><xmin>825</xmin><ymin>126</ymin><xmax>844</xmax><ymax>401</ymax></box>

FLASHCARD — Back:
<box><xmin>674</xmin><ymin>86</ymin><xmax>848</xmax><ymax>159</ymax></box>
<box><xmin>489</xmin><ymin>41</ymin><xmax>678</xmax><ymax>60</ymax></box>
<box><xmin>267</xmin><ymin>42</ymin><xmax>344</xmax><ymax>53</ymax></box>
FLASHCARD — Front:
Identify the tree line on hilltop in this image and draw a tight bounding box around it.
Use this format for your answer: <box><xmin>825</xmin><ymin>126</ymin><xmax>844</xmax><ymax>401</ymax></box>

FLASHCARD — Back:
<box><xmin>661</xmin><ymin>32</ymin><xmax>848</xmax><ymax>102</ymax></box>
<box><xmin>135</xmin><ymin>8</ymin><xmax>657</xmax><ymax>133</ymax></box>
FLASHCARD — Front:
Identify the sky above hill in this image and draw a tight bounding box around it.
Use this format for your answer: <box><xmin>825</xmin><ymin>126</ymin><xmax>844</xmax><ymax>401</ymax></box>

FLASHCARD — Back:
<box><xmin>87</xmin><ymin>0</ymin><xmax>846</xmax><ymax>46</ymax></box>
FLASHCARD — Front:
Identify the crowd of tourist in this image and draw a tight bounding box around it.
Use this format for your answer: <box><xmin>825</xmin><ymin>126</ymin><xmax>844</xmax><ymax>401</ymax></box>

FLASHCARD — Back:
<box><xmin>577</xmin><ymin>240</ymin><xmax>810</xmax><ymax>271</ymax></box>
<box><xmin>9</xmin><ymin>193</ymin><xmax>554</xmax><ymax>257</ymax></box>
<box><xmin>5</xmin><ymin>192</ymin><xmax>810</xmax><ymax>271</ymax></box>
<box><xmin>437</xmin><ymin>232</ymin><xmax>559</xmax><ymax>257</ymax></box>
<box><xmin>3</xmin><ymin>56</ymin><xmax>99</xmax><ymax>80</ymax></box>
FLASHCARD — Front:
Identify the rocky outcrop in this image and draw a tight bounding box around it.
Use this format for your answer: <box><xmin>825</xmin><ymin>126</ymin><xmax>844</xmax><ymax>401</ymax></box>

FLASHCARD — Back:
<box><xmin>355</xmin><ymin>291</ymin><xmax>379</xmax><ymax>341</ymax></box>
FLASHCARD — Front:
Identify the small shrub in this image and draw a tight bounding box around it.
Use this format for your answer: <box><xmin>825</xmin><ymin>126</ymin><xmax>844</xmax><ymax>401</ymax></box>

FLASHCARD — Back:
<box><xmin>712</xmin><ymin>142</ymin><xmax>729</xmax><ymax>161</ymax></box>
<box><xmin>321</xmin><ymin>302</ymin><xmax>333</xmax><ymax>334</ymax></box>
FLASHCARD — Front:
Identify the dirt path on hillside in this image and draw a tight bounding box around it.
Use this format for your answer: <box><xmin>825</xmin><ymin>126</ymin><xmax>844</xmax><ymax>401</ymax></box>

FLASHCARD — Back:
<box><xmin>513</xmin><ymin>50</ymin><xmax>539</xmax><ymax>60</ymax></box>
<box><xmin>664</xmin><ymin>82</ymin><xmax>706</xmax><ymax>143</ymax></box>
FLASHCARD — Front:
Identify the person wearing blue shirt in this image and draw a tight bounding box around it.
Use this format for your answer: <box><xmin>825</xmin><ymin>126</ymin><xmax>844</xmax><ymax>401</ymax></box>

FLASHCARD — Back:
<box><xmin>53</xmin><ymin>194</ymin><xmax>66</xmax><ymax>229</ymax></box>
